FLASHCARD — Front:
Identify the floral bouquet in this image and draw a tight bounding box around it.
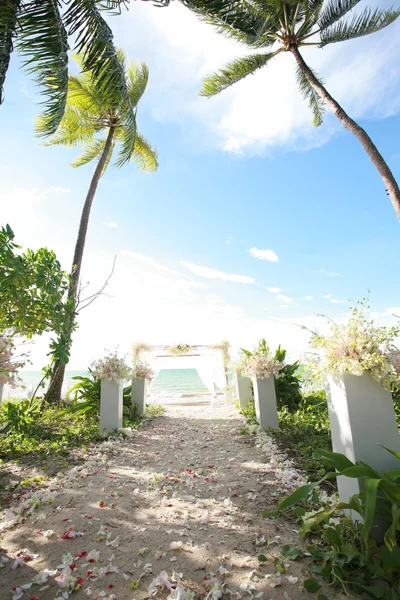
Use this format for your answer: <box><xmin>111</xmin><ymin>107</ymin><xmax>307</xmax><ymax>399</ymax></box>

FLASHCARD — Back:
<box><xmin>132</xmin><ymin>361</ymin><xmax>155</xmax><ymax>381</ymax></box>
<box><xmin>92</xmin><ymin>352</ymin><xmax>132</xmax><ymax>383</ymax></box>
<box><xmin>0</xmin><ymin>334</ymin><xmax>25</xmax><ymax>388</ymax></box>
<box><xmin>307</xmin><ymin>296</ymin><xmax>400</xmax><ymax>391</ymax></box>
<box><xmin>244</xmin><ymin>354</ymin><xmax>284</xmax><ymax>380</ymax></box>
<box><xmin>167</xmin><ymin>344</ymin><xmax>191</xmax><ymax>356</ymax></box>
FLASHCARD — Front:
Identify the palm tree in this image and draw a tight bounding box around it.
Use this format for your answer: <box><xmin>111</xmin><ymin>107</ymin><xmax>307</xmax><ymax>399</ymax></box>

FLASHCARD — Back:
<box><xmin>191</xmin><ymin>0</ymin><xmax>400</xmax><ymax>221</ymax></box>
<box><xmin>39</xmin><ymin>51</ymin><xmax>158</xmax><ymax>403</ymax></box>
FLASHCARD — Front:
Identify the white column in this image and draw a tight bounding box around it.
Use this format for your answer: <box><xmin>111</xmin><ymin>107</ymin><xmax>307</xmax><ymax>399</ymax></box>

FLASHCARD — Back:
<box><xmin>327</xmin><ymin>372</ymin><xmax>400</xmax><ymax>503</ymax></box>
<box><xmin>131</xmin><ymin>377</ymin><xmax>147</xmax><ymax>416</ymax></box>
<box><xmin>225</xmin><ymin>389</ymin><xmax>234</xmax><ymax>405</ymax></box>
<box><xmin>0</xmin><ymin>383</ymin><xmax>4</xmax><ymax>403</ymax></box>
<box><xmin>252</xmin><ymin>376</ymin><xmax>279</xmax><ymax>429</ymax></box>
<box><xmin>235</xmin><ymin>374</ymin><xmax>252</xmax><ymax>409</ymax></box>
<box><xmin>100</xmin><ymin>381</ymin><xmax>123</xmax><ymax>433</ymax></box>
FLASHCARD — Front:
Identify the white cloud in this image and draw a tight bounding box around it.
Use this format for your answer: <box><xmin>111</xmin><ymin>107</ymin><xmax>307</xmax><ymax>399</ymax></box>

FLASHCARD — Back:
<box><xmin>249</xmin><ymin>247</ymin><xmax>279</xmax><ymax>263</ymax></box>
<box><xmin>305</xmin><ymin>296</ymin><xmax>313</xmax><ymax>300</ymax></box>
<box><xmin>180</xmin><ymin>261</ymin><xmax>256</xmax><ymax>284</ymax></box>
<box><xmin>315</xmin><ymin>269</ymin><xmax>340</xmax><ymax>277</ymax></box>
<box><xmin>104</xmin><ymin>221</ymin><xmax>118</xmax><ymax>228</ymax></box>
<box><xmin>330</xmin><ymin>298</ymin><xmax>347</xmax><ymax>304</ymax></box>
<box><xmin>50</xmin><ymin>186</ymin><xmax>71</xmax><ymax>194</ymax></box>
<box><xmin>324</xmin><ymin>294</ymin><xmax>333</xmax><ymax>299</ymax></box>
<box><xmin>267</xmin><ymin>287</ymin><xmax>282</xmax><ymax>293</ymax></box>
<box><xmin>276</xmin><ymin>294</ymin><xmax>293</xmax><ymax>304</ymax></box>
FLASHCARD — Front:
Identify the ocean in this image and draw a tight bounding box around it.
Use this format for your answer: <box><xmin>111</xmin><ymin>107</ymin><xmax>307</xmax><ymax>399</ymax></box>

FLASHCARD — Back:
<box><xmin>2</xmin><ymin>368</ymin><xmax>209</xmax><ymax>400</ymax></box>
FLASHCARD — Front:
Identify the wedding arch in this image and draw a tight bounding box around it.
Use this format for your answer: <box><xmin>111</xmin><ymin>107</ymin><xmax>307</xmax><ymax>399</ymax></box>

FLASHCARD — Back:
<box><xmin>138</xmin><ymin>344</ymin><xmax>228</xmax><ymax>396</ymax></box>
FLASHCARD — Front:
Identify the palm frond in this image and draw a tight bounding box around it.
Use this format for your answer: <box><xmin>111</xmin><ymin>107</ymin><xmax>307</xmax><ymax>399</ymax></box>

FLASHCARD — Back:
<box><xmin>318</xmin><ymin>0</ymin><xmax>361</xmax><ymax>31</ymax></box>
<box><xmin>39</xmin><ymin>106</ymin><xmax>96</xmax><ymax>146</ymax></box>
<box><xmin>17</xmin><ymin>0</ymin><xmax>69</xmax><ymax>136</ymax></box>
<box><xmin>71</xmin><ymin>138</ymin><xmax>105</xmax><ymax>168</ymax></box>
<box><xmin>64</xmin><ymin>0</ymin><xmax>136</xmax><ymax>146</ymax></box>
<box><xmin>68</xmin><ymin>70</ymin><xmax>109</xmax><ymax>116</ymax></box>
<box><xmin>320</xmin><ymin>7</ymin><xmax>400</xmax><ymax>46</ymax></box>
<box><xmin>200</xmin><ymin>51</ymin><xmax>278</xmax><ymax>97</ymax></box>
<box><xmin>296</xmin><ymin>63</ymin><xmax>325</xmax><ymax>126</ymax></box>
<box><xmin>128</xmin><ymin>133</ymin><xmax>158</xmax><ymax>172</ymax></box>
<box><xmin>127</xmin><ymin>61</ymin><xmax>149</xmax><ymax>108</ymax></box>
<box><xmin>0</xmin><ymin>0</ymin><xmax>20</xmax><ymax>104</ymax></box>
<box><xmin>189</xmin><ymin>0</ymin><xmax>279</xmax><ymax>49</ymax></box>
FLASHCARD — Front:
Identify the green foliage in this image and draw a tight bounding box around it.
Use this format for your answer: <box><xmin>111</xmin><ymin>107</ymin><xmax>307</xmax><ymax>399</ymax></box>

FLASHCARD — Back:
<box><xmin>0</xmin><ymin>398</ymin><xmax>41</xmax><ymax>434</ymax></box>
<box><xmin>271</xmin><ymin>391</ymin><xmax>333</xmax><ymax>482</ymax></box>
<box><xmin>40</xmin><ymin>53</ymin><xmax>158</xmax><ymax>172</ymax></box>
<box><xmin>273</xmin><ymin>345</ymin><xmax>302</xmax><ymax>411</ymax></box>
<box><xmin>59</xmin><ymin>370</ymin><xmax>101</xmax><ymax>417</ymax></box>
<box><xmin>0</xmin><ymin>224</ymin><xmax>72</xmax><ymax>339</ymax></box>
<box><xmin>0</xmin><ymin>400</ymin><xmax>102</xmax><ymax>459</ymax></box>
<box><xmin>275</xmin><ymin>448</ymin><xmax>400</xmax><ymax>598</ymax></box>
<box><xmin>0</xmin><ymin>0</ymin><xmax>143</xmax><ymax>138</ymax></box>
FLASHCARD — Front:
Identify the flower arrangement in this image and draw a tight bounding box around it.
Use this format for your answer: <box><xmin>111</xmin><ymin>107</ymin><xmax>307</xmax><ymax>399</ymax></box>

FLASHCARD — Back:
<box><xmin>132</xmin><ymin>342</ymin><xmax>152</xmax><ymax>362</ymax></box>
<box><xmin>245</xmin><ymin>354</ymin><xmax>284</xmax><ymax>380</ymax></box>
<box><xmin>166</xmin><ymin>344</ymin><xmax>192</xmax><ymax>356</ymax></box>
<box><xmin>132</xmin><ymin>360</ymin><xmax>155</xmax><ymax>381</ymax></box>
<box><xmin>0</xmin><ymin>333</ymin><xmax>25</xmax><ymax>388</ymax></box>
<box><xmin>91</xmin><ymin>351</ymin><xmax>131</xmax><ymax>383</ymax></box>
<box><xmin>307</xmin><ymin>296</ymin><xmax>400</xmax><ymax>391</ymax></box>
<box><xmin>210</xmin><ymin>340</ymin><xmax>231</xmax><ymax>365</ymax></box>
<box><xmin>235</xmin><ymin>339</ymin><xmax>284</xmax><ymax>380</ymax></box>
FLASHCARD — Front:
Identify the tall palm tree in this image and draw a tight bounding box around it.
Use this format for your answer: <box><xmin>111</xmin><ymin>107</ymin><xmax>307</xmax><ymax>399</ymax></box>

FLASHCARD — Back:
<box><xmin>191</xmin><ymin>0</ymin><xmax>400</xmax><ymax>221</ymax></box>
<box><xmin>39</xmin><ymin>51</ymin><xmax>158</xmax><ymax>403</ymax></box>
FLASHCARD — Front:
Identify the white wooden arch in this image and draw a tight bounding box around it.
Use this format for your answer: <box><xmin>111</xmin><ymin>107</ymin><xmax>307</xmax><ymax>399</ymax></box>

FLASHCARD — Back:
<box><xmin>141</xmin><ymin>345</ymin><xmax>227</xmax><ymax>396</ymax></box>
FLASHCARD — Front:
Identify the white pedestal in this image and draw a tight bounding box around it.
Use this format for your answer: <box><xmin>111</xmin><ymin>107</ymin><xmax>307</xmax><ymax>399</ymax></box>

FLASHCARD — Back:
<box><xmin>0</xmin><ymin>383</ymin><xmax>4</xmax><ymax>402</ymax></box>
<box><xmin>100</xmin><ymin>381</ymin><xmax>123</xmax><ymax>433</ymax></box>
<box><xmin>225</xmin><ymin>389</ymin><xmax>234</xmax><ymax>405</ymax></box>
<box><xmin>252</xmin><ymin>376</ymin><xmax>279</xmax><ymax>429</ymax></box>
<box><xmin>327</xmin><ymin>372</ymin><xmax>400</xmax><ymax>505</ymax></box>
<box><xmin>235</xmin><ymin>374</ymin><xmax>252</xmax><ymax>409</ymax></box>
<box><xmin>131</xmin><ymin>377</ymin><xmax>147</xmax><ymax>416</ymax></box>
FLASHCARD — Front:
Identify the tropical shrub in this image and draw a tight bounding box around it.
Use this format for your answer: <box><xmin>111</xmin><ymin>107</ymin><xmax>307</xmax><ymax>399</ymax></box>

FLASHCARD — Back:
<box><xmin>273</xmin><ymin>345</ymin><xmax>302</xmax><ymax>411</ymax></box>
<box><xmin>274</xmin><ymin>448</ymin><xmax>400</xmax><ymax>599</ymax></box>
<box><xmin>0</xmin><ymin>399</ymin><xmax>41</xmax><ymax>434</ymax></box>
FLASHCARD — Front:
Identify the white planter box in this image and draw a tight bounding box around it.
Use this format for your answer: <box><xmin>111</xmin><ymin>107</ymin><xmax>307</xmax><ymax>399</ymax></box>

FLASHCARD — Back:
<box><xmin>252</xmin><ymin>376</ymin><xmax>279</xmax><ymax>429</ymax></box>
<box><xmin>0</xmin><ymin>383</ymin><xmax>4</xmax><ymax>403</ymax></box>
<box><xmin>235</xmin><ymin>374</ymin><xmax>252</xmax><ymax>409</ymax></box>
<box><xmin>131</xmin><ymin>377</ymin><xmax>147</xmax><ymax>416</ymax></box>
<box><xmin>327</xmin><ymin>372</ymin><xmax>400</xmax><ymax>505</ymax></box>
<box><xmin>225</xmin><ymin>389</ymin><xmax>234</xmax><ymax>405</ymax></box>
<box><xmin>100</xmin><ymin>381</ymin><xmax>123</xmax><ymax>433</ymax></box>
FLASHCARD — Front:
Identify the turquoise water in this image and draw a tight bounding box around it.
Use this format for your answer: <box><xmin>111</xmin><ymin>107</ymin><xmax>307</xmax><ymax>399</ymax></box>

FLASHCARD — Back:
<box><xmin>3</xmin><ymin>368</ymin><xmax>209</xmax><ymax>399</ymax></box>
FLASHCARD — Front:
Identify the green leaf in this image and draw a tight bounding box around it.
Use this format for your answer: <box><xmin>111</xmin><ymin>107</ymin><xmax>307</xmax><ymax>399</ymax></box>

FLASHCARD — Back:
<box><xmin>317</xmin><ymin>594</ymin><xmax>328</xmax><ymax>600</ymax></box>
<box><xmin>320</xmin><ymin>7</ymin><xmax>400</xmax><ymax>47</ymax></box>
<box><xmin>314</xmin><ymin>448</ymin><xmax>354</xmax><ymax>471</ymax></box>
<box><xmin>380</xmin><ymin>444</ymin><xmax>400</xmax><ymax>461</ymax></box>
<box><xmin>383</xmin><ymin>503</ymin><xmax>399</xmax><ymax>552</ymax></box>
<box><xmin>295</xmin><ymin>64</ymin><xmax>325</xmax><ymax>127</ymax></box>
<box><xmin>200</xmin><ymin>51</ymin><xmax>278</xmax><ymax>97</ymax></box>
<box><xmin>318</xmin><ymin>0</ymin><xmax>361</xmax><ymax>31</ymax></box>
<box><xmin>304</xmin><ymin>578</ymin><xmax>321</xmax><ymax>593</ymax></box>
<box><xmin>258</xmin><ymin>554</ymin><xmax>268</xmax><ymax>563</ymax></box>
<box><xmin>361</xmin><ymin>478</ymin><xmax>381</xmax><ymax>545</ymax></box>
<box><xmin>278</xmin><ymin>471</ymin><xmax>334</xmax><ymax>510</ymax></box>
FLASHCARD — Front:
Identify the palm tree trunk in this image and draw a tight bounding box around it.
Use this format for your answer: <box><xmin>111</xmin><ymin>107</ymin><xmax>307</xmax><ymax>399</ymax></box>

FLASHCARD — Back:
<box><xmin>44</xmin><ymin>126</ymin><xmax>115</xmax><ymax>404</ymax></box>
<box><xmin>290</xmin><ymin>45</ymin><xmax>400</xmax><ymax>222</ymax></box>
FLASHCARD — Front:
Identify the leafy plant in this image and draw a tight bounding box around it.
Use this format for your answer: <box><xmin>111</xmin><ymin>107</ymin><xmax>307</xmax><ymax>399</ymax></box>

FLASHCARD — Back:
<box><xmin>273</xmin><ymin>345</ymin><xmax>302</xmax><ymax>411</ymax></box>
<box><xmin>62</xmin><ymin>370</ymin><xmax>101</xmax><ymax>416</ymax></box>
<box><xmin>274</xmin><ymin>448</ymin><xmax>400</xmax><ymax>598</ymax></box>
<box><xmin>0</xmin><ymin>398</ymin><xmax>41</xmax><ymax>434</ymax></box>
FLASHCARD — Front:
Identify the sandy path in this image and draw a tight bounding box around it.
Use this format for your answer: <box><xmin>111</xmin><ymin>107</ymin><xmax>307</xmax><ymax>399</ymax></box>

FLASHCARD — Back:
<box><xmin>0</xmin><ymin>401</ymin><xmax>346</xmax><ymax>600</ymax></box>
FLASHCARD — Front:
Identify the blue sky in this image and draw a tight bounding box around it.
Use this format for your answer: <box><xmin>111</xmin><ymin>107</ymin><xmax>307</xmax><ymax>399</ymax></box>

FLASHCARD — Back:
<box><xmin>1</xmin><ymin>1</ymin><xmax>400</xmax><ymax>368</ymax></box>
